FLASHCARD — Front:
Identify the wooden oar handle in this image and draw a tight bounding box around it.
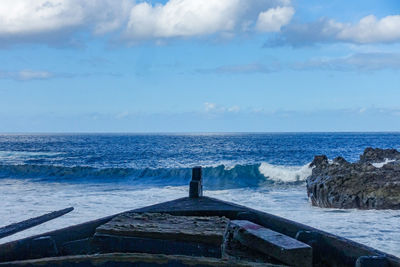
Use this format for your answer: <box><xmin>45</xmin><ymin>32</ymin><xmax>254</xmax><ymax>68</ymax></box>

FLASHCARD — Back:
<box><xmin>0</xmin><ymin>207</ymin><xmax>74</xmax><ymax>239</ymax></box>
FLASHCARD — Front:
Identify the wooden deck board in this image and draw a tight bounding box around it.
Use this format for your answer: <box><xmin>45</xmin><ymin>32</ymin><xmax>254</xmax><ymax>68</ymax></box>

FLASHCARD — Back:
<box><xmin>96</xmin><ymin>213</ymin><xmax>229</xmax><ymax>245</ymax></box>
<box><xmin>0</xmin><ymin>252</ymin><xmax>286</xmax><ymax>266</ymax></box>
<box><xmin>229</xmin><ymin>220</ymin><xmax>312</xmax><ymax>267</ymax></box>
<box><xmin>132</xmin><ymin>197</ymin><xmax>248</xmax><ymax>215</ymax></box>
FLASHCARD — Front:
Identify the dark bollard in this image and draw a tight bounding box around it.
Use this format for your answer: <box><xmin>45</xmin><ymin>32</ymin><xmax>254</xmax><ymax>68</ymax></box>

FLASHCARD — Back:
<box><xmin>192</xmin><ymin>167</ymin><xmax>202</xmax><ymax>181</ymax></box>
<box><xmin>189</xmin><ymin>167</ymin><xmax>203</xmax><ymax>198</ymax></box>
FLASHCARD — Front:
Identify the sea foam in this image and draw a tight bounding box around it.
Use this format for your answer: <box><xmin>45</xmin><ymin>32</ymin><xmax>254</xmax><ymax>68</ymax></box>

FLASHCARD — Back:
<box><xmin>259</xmin><ymin>162</ymin><xmax>313</xmax><ymax>183</ymax></box>
<box><xmin>372</xmin><ymin>158</ymin><xmax>396</xmax><ymax>168</ymax></box>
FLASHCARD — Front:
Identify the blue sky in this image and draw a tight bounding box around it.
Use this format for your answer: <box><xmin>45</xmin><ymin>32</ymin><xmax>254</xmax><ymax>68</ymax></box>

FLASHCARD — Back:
<box><xmin>0</xmin><ymin>0</ymin><xmax>399</xmax><ymax>132</ymax></box>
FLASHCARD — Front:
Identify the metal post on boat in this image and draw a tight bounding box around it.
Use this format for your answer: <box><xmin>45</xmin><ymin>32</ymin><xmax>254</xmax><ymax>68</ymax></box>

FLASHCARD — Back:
<box><xmin>189</xmin><ymin>166</ymin><xmax>203</xmax><ymax>198</ymax></box>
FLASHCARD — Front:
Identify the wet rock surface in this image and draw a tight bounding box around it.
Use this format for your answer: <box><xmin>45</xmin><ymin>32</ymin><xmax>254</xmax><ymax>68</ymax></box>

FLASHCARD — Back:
<box><xmin>307</xmin><ymin>147</ymin><xmax>400</xmax><ymax>209</ymax></box>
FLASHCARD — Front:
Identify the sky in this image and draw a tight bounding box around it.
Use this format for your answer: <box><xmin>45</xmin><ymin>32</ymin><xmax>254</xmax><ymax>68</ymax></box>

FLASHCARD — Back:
<box><xmin>0</xmin><ymin>0</ymin><xmax>399</xmax><ymax>132</ymax></box>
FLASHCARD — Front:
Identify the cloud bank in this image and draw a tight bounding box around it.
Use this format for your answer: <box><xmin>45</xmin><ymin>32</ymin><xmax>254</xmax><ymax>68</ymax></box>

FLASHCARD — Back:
<box><xmin>197</xmin><ymin>62</ymin><xmax>280</xmax><ymax>74</ymax></box>
<box><xmin>0</xmin><ymin>0</ymin><xmax>132</xmax><ymax>45</ymax></box>
<box><xmin>292</xmin><ymin>53</ymin><xmax>400</xmax><ymax>72</ymax></box>
<box><xmin>4</xmin><ymin>107</ymin><xmax>400</xmax><ymax>132</ymax></box>
<box><xmin>256</xmin><ymin>6</ymin><xmax>294</xmax><ymax>32</ymax></box>
<box><xmin>0</xmin><ymin>0</ymin><xmax>293</xmax><ymax>45</ymax></box>
<box><xmin>268</xmin><ymin>15</ymin><xmax>400</xmax><ymax>46</ymax></box>
<box><xmin>197</xmin><ymin>53</ymin><xmax>400</xmax><ymax>75</ymax></box>
<box><xmin>124</xmin><ymin>0</ymin><xmax>294</xmax><ymax>41</ymax></box>
<box><xmin>1</xmin><ymin>1</ymin><xmax>400</xmax><ymax>46</ymax></box>
<box><xmin>0</xmin><ymin>69</ymin><xmax>122</xmax><ymax>81</ymax></box>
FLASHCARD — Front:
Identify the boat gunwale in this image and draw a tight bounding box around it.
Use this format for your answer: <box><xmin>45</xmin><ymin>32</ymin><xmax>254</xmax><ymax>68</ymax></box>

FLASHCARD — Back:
<box><xmin>0</xmin><ymin>196</ymin><xmax>399</xmax><ymax>267</ymax></box>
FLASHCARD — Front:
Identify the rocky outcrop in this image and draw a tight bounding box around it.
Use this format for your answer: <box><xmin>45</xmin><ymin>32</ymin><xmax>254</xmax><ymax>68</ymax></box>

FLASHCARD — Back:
<box><xmin>306</xmin><ymin>148</ymin><xmax>400</xmax><ymax>209</ymax></box>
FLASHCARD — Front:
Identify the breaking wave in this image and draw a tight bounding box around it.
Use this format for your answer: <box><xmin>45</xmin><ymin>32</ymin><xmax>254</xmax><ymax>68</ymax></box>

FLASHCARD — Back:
<box><xmin>259</xmin><ymin>162</ymin><xmax>313</xmax><ymax>183</ymax></box>
<box><xmin>0</xmin><ymin>162</ymin><xmax>312</xmax><ymax>189</ymax></box>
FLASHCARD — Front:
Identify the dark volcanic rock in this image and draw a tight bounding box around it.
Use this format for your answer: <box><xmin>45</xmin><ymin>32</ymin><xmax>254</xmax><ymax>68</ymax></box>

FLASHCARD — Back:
<box><xmin>309</xmin><ymin>155</ymin><xmax>329</xmax><ymax>168</ymax></box>
<box><xmin>360</xmin><ymin>147</ymin><xmax>400</xmax><ymax>163</ymax></box>
<box><xmin>306</xmin><ymin>147</ymin><xmax>400</xmax><ymax>209</ymax></box>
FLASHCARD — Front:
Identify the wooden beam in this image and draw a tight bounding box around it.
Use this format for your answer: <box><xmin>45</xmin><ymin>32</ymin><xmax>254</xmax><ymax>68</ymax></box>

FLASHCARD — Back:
<box><xmin>228</xmin><ymin>220</ymin><xmax>312</xmax><ymax>267</ymax></box>
<box><xmin>0</xmin><ymin>252</ymin><xmax>278</xmax><ymax>266</ymax></box>
<box><xmin>189</xmin><ymin>166</ymin><xmax>203</xmax><ymax>198</ymax></box>
<box><xmin>0</xmin><ymin>207</ymin><xmax>73</xmax><ymax>239</ymax></box>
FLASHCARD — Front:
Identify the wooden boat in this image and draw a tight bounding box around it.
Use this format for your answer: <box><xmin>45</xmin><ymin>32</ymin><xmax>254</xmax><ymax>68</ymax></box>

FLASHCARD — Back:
<box><xmin>0</xmin><ymin>167</ymin><xmax>399</xmax><ymax>266</ymax></box>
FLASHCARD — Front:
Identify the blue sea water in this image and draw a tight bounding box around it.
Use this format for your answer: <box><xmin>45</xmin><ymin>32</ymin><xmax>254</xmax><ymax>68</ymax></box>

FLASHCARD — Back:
<box><xmin>0</xmin><ymin>133</ymin><xmax>400</xmax><ymax>256</ymax></box>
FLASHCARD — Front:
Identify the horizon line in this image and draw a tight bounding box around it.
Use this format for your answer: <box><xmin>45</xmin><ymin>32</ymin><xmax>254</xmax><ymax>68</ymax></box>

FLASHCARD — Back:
<box><xmin>1</xmin><ymin>131</ymin><xmax>400</xmax><ymax>135</ymax></box>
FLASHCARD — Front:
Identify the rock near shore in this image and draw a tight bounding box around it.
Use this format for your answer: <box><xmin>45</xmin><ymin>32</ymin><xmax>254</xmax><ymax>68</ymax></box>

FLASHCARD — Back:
<box><xmin>306</xmin><ymin>147</ymin><xmax>400</xmax><ymax>209</ymax></box>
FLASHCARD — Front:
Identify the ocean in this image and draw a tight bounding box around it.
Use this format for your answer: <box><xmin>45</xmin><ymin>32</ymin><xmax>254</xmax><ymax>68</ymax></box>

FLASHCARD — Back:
<box><xmin>0</xmin><ymin>133</ymin><xmax>399</xmax><ymax>256</ymax></box>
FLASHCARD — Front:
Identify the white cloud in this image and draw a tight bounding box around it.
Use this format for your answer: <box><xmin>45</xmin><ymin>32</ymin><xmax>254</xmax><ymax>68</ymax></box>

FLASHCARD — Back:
<box><xmin>18</xmin><ymin>70</ymin><xmax>53</xmax><ymax>80</ymax></box>
<box><xmin>204</xmin><ymin>102</ymin><xmax>241</xmax><ymax>113</ymax></box>
<box><xmin>2</xmin><ymin>1</ymin><xmax>400</xmax><ymax>47</ymax></box>
<box><xmin>0</xmin><ymin>0</ymin><xmax>132</xmax><ymax>43</ymax></box>
<box><xmin>0</xmin><ymin>1</ymin><xmax>81</xmax><ymax>35</ymax></box>
<box><xmin>337</xmin><ymin>15</ymin><xmax>400</xmax><ymax>43</ymax></box>
<box><xmin>197</xmin><ymin>62</ymin><xmax>280</xmax><ymax>74</ymax></box>
<box><xmin>126</xmin><ymin>0</ymin><xmax>238</xmax><ymax>39</ymax></box>
<box><xmin>115</xmin><ymin>111</ymin><xmax>130</xmax><ymax>119</ymax></box>
<box><xmin>268</xmin><ymin>14</ymin><xmax>400</xmax><ymax>46</ymax></box>
<box><xmin>204</xmin><ymin>102</ymin><xmax>217</xmax><ymax>112</ymax></box>
<box><xmin>0</xmin><ymin>0</ymin><xmax>295</xmax><ymax>45</ymax></box>
<box><xmin>198</xmin><ymin>53</ymin><xmax>400</xmax><ymax>75</ymax></box>
<box><xmin>0</xmin><ymin>69</ymin><xmax>123</xmax><ymax>81</ymax></box>
<box><xmin>256</xmin><ymin>6</ymin><xmax>294</xmax><ymax>32</ymax></box>
<box><xmin>124</xmin><ymin>0</ymin><xmax>294</xmax><ymax>41</ymax></box>
<box><xmin>292</xmin><ymin>53</ymin><xmax>400</xmax><ymax>72</ymax></box>
<box><xmin>0</xmin><ymin>70</ymin><xmax>53</xmax><ymax>81</ymax></box>
<box><xmin>228</xmin><ymin>106</ymin><xmax>241</xmax><ymax>112</ymax></box>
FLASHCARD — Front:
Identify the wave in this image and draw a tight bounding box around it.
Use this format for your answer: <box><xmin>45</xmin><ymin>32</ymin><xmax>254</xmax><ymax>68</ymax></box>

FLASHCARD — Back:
<box><xmin>0</xmin><ymin>150</ymin><xmax>62</xmax><ymax>158</ymax></box>
<box><xmin>259</xmin><ymin>162</ymin><xmax>313</xmax><ymax>183</ymax></box>
<box><xmin>0</xmin><ymin>151</ymin><xmax>63</xmax><ymax>165</ymax></box>
<box><xmin>0</xmin><ymin>162</ymin><xmax>312</xmax><ymax>189</ymax></box>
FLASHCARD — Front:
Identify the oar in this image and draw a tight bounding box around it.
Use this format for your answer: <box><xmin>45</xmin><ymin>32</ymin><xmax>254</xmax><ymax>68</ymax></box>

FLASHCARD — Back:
<box><xmin>0</xmin><ymin>207</ymin><xmax>74</xmax><ymax>239</ymax></box>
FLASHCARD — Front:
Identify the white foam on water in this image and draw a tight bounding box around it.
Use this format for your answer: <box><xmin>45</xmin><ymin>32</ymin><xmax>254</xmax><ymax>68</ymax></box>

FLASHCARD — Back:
<box><xmin>0</xmin><ymin>151</ymin><xmax>63</xmax><ymax>164</ymax></box>
<box><xmin>0</xmin><ymin>179</ymin><xmax>187</xmax><ymax>244</ymax></box>
<box><xmin>0</xmin><ymin>151</ymin><xmax>62</xmax><ymax>157</ymax></box>
<box><xmin>223</xmin><ymin>164</ymin><xmax>236</xmax><ymax>170</ymax></box>
<box><xmin>372</xmin><ymin>158</ymin><xmax>396</xmax><ymax>168</ymax></box>
<box><xmin>258</xmin><ymin>162</ymin><xmax>313</xmax><ymax>182</ymax></box>
<box><xmin>0</xmin><ymin>179</ymin><xmax>399</xmax><ymax>257</ymax></box>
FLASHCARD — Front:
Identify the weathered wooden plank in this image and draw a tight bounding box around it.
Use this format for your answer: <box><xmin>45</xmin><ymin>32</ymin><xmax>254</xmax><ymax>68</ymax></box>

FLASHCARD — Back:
<box><xmin>29</xmin><ymin>236</ymin><xmax>58</xmax><ymax>258</ymax></box>
<box><xmin>92</xmin><ymin>233</ymin><xmax>222</xmax><ymax>257</ymax></box>
<box><xmin>0</xmin><ymin>252</ymin><xmax>284</xmax><ymax>266</ymax></box>
<box><xmin>222</xmin><ymin>223</ymin><xmax>283</xmax><ymax>265</ymax></box>
<box><xmin>132</xmin><ymin>196</ymin><xmax>248</xmax><ymax>215</ymax></box>
<box><xmin>96</xmin><ymin>213</ymin><xmax>229</xmax><ymax>245</ymax></box>
<box><xmin>60</xmin><ymin>238</ymin><xmax>92</xmax><ymax>255</ymax></box>
<box><xmin>228</xmin><ymin>220</ymin><xmax>312</xmax><ymax>267</ymax></box>
<box><xmin>0</xmin><ymin>207</ymin><xmax>73</xmax><ymax>239</ymax></box>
